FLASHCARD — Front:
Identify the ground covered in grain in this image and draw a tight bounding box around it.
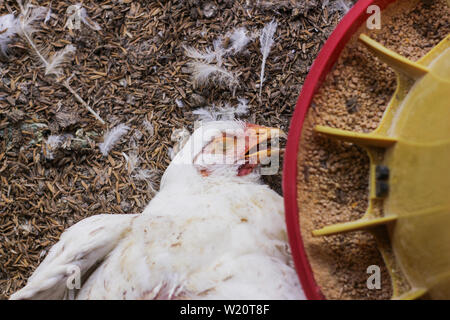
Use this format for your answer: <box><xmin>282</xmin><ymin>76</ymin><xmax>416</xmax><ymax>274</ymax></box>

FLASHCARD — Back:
<box><xmin>0</xmin><ymin>0</ymin><xmax>354</xmax><ymax>298</ymax></box>
<box><xmin>297</xmin><ymin>0</ymin><xmax>449</xmax><ymax>300</ymax></box>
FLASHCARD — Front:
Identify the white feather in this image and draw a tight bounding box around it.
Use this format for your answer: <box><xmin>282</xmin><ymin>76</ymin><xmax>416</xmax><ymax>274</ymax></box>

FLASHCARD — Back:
<box><xmin>184</xmin><ymin>27</ymin><xmax>251</xmax><ymax>66</ymax></box>
<box><xmin>43</xmin><ymin>134</ymin><xmax>74</xmax><ymax>160</ymax></box>
<box><xmin>324</xmin><ymin>0</ymin><xmax>352</xmax><ymax>13</ymax></box>
<box><xmin>13</xmin><ymin>3</ymin><xmax>51</xmax><ymax>70</ymax></box>
<box><xmin>43</xmin><ymin>135</ymin><xmax>64</xmax><ymax>160</ymax></box>
<box><xmin>184</xmin><ymin>45</ymin><xmax>218</xmax><ymax>64</ymax></box>
<box><xmin>142</xmin><ymin>119</ymin><xmax>154</xmax><ymax>137</ymax></box>
<box><xmin>64</xmin><ymin>4</ymin><xmax>101</xmax><ymax>31</ymax></box>
<box><xmin>46</xmin><ymin>135</ymin><xmax>64</xmax><ymax>147</ymax></box>
<box><xmin>45</xmin><ymin>44</ymin><xmax>76</xmax><ymax>77</ymax></box>
<box><xmin>228</xmin><ymin>27</ymin><xmax>252</xmax><ymax>54</ymax></box>
<box><xmin>132</xmin><ymin>168</ymin><xmax>158</xmax><ymax>195</ymax></box>
<box><xmin>236</xmin><ymin>97</ymin><xmax>249</xmax><ymax>113</ymax></box>
<box><xmin>98</xmin><ymin>123</ymin><xmax>130</xmax><ymax>156</ymax></box>
<box><xmin>334</xmin><ymin>0</ymin><xmax>351</xmax><ymax>13</ymax></box>
<box><xmin>79</xmin><ymin>6</ymin><xmax>101</xmax><ymax>31</ymax></box>
<box><xmin>12</xmin><ymin>2</ymin><xmax>103</xmax><ymax>125</ymax></box>
<box><xmin>132</xmin><ymin>168</ymin><xmax>156</xmax><ymax>181</ymax></box>
<box><xmin>44</xmin><ymin>7</ymin><xmax>52</xmax><ymax>24</ymax></box>
<box><xmin>212</xmin><ymin>38</ymin><xmax>225</xmax><ymax>66</ymax></box>
<box><xmin>184</xmin><ymin>27</ymin><xmax>252</xmax><ymax>92</ymax></box>
<box><xmin>259</xmin><ymin>20</ymin><xmax>277</xmax><ymax>96</ymax></box>
<box><xmin>188</xmin><ymin>61</ymin><xmax>238</xmax><ymax>90</ymax></box>
<box><xmin>16</xmin><ymin>2</ymin><xmax>48</xmax><ymax>37</ymax></box>
<box><xmin>192</xmin><ymin>108</ymin><xmax>215</xmax><ymax>122</ymax></box>
<box><xmin>193</xmin><ymin>99</ymin><xmax>249</xmax><ymax>122</ymax></box>
<box><xmin>0</xmin><ymin>14</ymin><xmax>19</xmax><ymax>56</ymax></box>
<box><xmin>175</xmin><ymin>98</ymin><xmax>184</xmax><ymax>108</ymax></box>
<box><xmin>122</xmin><ymin>152</ymin><xmax>139</xmax><ymax>174</ymax></box>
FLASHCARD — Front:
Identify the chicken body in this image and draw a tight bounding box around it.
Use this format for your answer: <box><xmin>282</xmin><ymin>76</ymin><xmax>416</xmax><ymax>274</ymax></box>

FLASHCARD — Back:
<box><xmin>11</xmin><ymin>121</ymin><xmax>304</xmax><ymax>300</ymax></box>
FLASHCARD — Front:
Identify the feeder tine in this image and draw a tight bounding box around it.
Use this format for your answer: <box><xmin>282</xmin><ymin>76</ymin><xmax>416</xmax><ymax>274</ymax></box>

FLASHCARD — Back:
<box><xmin>393</xmin><ymin>288</ymin><xmax>428</xmax><ymax>300</ymax></box>
<box><xmin>315</xmin><ymin>126</ymin><xmax>397</xmax><ymax>148</ymax></box>
<box><xmin>358</xmin><ymin>34</ymin><xmax>430</xmax><ymax>80</ymax></box>
<box><xmin>312</xmin><ymin>216</ymin><xmax>398</xmax><ymax>237</ymax></box>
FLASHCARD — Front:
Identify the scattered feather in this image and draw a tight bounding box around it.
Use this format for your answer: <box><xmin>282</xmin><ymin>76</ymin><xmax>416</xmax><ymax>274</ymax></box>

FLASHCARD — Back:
<box><xmin>0</xmin><ymin>14</ymin><xmax>19</xmax><ymax>57</ymax></box>
<box><xmin>14</xmin><ymin>3</ymin><xmax>56</xmax><ymax>73</ymax></box>
<box><xmin>193</xmin><ymin>99</ymin><xmax>249</xmax><ymax>122</ymax></box>
<box><xmin>334</xmin><ymin>0</ymin><xmax>352</xmax><ymax>13</ymax></box>
<box><xmin>45</xmin><ymin>44</ymin><xmax>76</xmax><ymax>77</ymax></box>
<box><xmin>259</xmin><ymin>20</ymin><xmax>277</xmax><ymax>96</ymax></box>
<box><xmin>19</xmin><ymin>220</ymin><xmax>32</xmax><ymax>234</ymax></box>
<box><xmin>188</xmin><ymin>61</ymin><xmax>238</xmax><ymax>90</ymax></box>
<box><xmin>122</xmin><ymin>152</ymin><xmax>139</xmax><ymax>174</ymax></box>
<box><xmin>132</xmin><ymin>169</ymin><xmax>155</xmax><ymax>181</ymax></box>
<box><xmin>236</xmin><ymin>98</ymin><xmax>249</xmax><ymax>113</ymax></box>
<box><xmin>16</xmin><ymin>1</ymin><xmax>48</xmax><ymax>37</ymax></box>
<box><xmin>228</xmin><ymin>27</ymin><xmax>252</xmax><ymax>54</ymax></box>
<box><xmin>44</xmin><ymin>135</ymin><xmax>64</xmax><ymax>160</ymax></box>
<box><xmin>184</xmin><ymin>27</ymin><xmax>253</xmax><ymax>94</ymax></box>
<box><xmin>79</xmin><ymin>6</ymin><xmax>101</xmax><ymax>30</ymax></box>
<box><xmin>192</xmin><ymin>108</ymin><xmax>216</xmax><ymax>122</ymax></box>
<box><xmin>12</xmin><ymin>2</ymin><xmax>104</xmax><ymax>124</ymax></box>
<box><xmin>212</xmin><ymin>38</ymin><xmax>225</xmax><ymax>66</ymax></box>
<box><xmin>122</xmin><ymin>133</ymin><xmax>157</xmax><ymax>195</ymax></box>
<box><xmin>65</xmin><ymin>3</ymin><xmax>101</xmax><ymax>31</ymax></box>
<box><xmin>324</xmin><ymin>0</ymin><xmax>352</xmax><ymax>13</ymax></box>
<box><xmin>184</xmin><ymin>39</ymin><xmax>225</xmax><ymax>66</ymax></box>
<box><xmin>142</xmin><ymin>120</ymin><xmax>154</xmax><ymax>137</ymax></box>
<box><xmin>44</xmin><ymin>7</ymin><xmax>52</xmax><ymax>24</ymax></box>
<box><xmin>184</xmin><ymin>27</ymin><xmax>251</xmax><ymax>65</ymax></box>
<box><xmin>43</xmin><ymin>134</ymin><xmax>73</xmax><ymax>160</ymax></box>
<box><xmin>98</xmin><ymin>124</ymin><xmax>130</xmax><ymax>156</ymax></box>
<box><xmin>175</xmin><ymin>98</ymin><xmax>184</xmax><ymax>108</ymax></box>
<box><xmin>132</xmin><ymin>169</ymin><xmax>158</xmax><ymax>195</ymax></box>
<box><xmin>184</xmin><ymin>45</ymin><xmax>218</xmax><ymax>64</ymax></box>
<box><xmin>133</xmin><ymin>129</ymin><xmax>143</xmax><ymax>141</ymax></box>
<box><xmin>63</xmin><ymin>79</ymin><xmax>105</xmax><ymax>124</ymax></box>
<box><xmin>0</xmin><ymin>2</ymin><xmax>47</xmax><ymax>57</ymax></box>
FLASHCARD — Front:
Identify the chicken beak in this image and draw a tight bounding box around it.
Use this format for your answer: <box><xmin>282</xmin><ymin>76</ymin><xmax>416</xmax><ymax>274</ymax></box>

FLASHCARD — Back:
<box><xmin>243</xmin><ymin>125</ymin><xmax>286</xmax><ymax>165</ymax></box>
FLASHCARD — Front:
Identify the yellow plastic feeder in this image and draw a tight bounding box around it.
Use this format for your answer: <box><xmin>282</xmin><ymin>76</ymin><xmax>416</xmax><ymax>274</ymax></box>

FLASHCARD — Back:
<box><xmin>312</xmin><ymin>33</ymin><xmax>450</xmax><ymax>300</ymax></box>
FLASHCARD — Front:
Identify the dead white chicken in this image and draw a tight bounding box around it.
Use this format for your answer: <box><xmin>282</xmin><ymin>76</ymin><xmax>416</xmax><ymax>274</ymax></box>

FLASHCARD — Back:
<box><xmin>11</xmin><ymin>121</ymin><xmax>304</xmax><ymax>300</ymax></box>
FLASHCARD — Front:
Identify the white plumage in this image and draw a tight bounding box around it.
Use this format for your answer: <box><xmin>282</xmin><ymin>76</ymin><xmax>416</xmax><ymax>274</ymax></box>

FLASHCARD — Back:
<box><xmin>188</xmin><ymin>61</ymin><xmax>238</xmax><ymax>90</ymax></box>
<box><xmin>259</xmin><ymin>20</ymin><xmax>277</xmax><ymax>96</ymax></box>
<box><xmin>0</xmin><ymin>14</ymin><xmax>19</xmax><ymax>56</ymax></box>
<box><xmin>11</xmin><ymin>121</ymin><xmax>304</xmax><ymax>300</ymax></box>
<box><xmin>98</xmin><ymin>123</ymin><xmax>130</xmax><ymax>156</ymax></box>
<box><xmin>45</xmin><ymin>44</ymin><xmax>76</xmax><ymax>77</ymax></box>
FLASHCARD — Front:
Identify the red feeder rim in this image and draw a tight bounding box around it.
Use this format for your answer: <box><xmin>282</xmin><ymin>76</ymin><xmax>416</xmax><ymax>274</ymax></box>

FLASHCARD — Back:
<box><xmin>282</xmin><ymin>0</ymin><xmax>398</xmax><ymax>300</ymax></box>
